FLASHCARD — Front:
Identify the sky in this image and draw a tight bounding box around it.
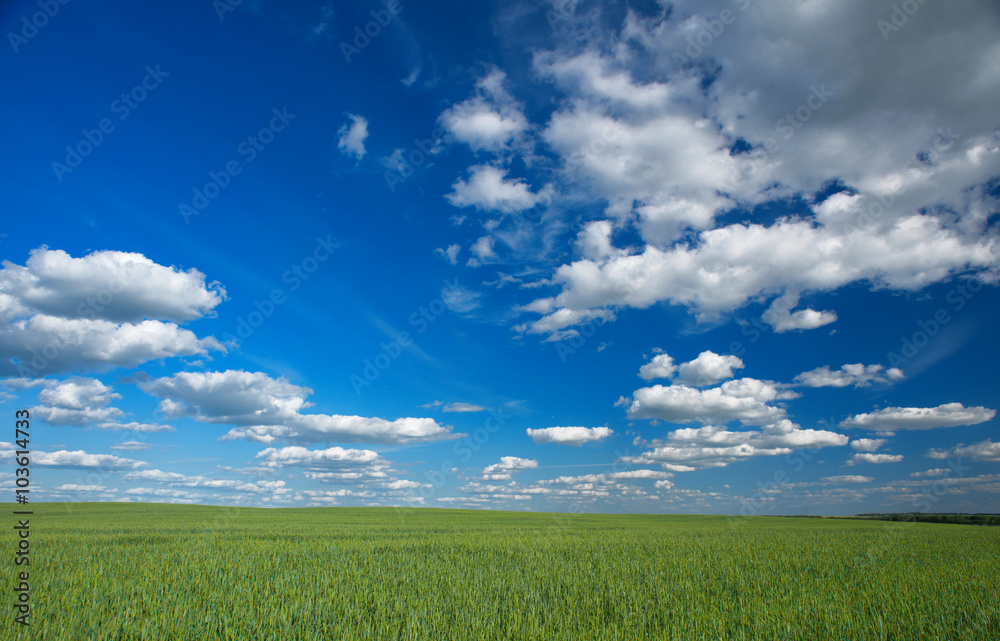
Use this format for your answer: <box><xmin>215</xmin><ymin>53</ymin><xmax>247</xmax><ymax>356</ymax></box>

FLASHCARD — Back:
<box><xmin>1</xmin><ymin>0</ymin><xmax>998</xmax><ymax>515</ymax></box>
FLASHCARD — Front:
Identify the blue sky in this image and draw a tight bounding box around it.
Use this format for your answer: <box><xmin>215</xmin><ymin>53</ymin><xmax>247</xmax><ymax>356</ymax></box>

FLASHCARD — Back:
<box><xmin>1</xmin><ymin>0</ymin><xmax>998</xmax><ymax>514</ymax></box>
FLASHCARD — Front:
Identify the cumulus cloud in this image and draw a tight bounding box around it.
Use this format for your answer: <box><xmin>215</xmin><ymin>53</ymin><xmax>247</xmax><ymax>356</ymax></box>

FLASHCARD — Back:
<box><xmin>123</xmin><ymin>468</ymin><xmax>288</xmax><ymax>494</ymax></box>
<box><xmin>626</xmin><ymin>378</ymin><xmax>796</xmax><ymax>425</ymax></box>
<box><xmin>675</xmin><ymin>351</ymin><xmax>744</xmax><ymax>386</ymax></box>
<box><xmin>840</xmin><ymin>403</ymin><xmax>996</xmax><ymax>431</ymax></box>
<box><xmin>337</xmin><ymin>113</ymin><xmax>368</xmax><ymax>159</ymax></box>
<box><xmin>927</xmin><ymin>439</ymin><xmax>1000</xmax><ymax>463</ymax></box>
<box><xmin>438</xmin><ymin>69</ymin><xmax>528</xmax><ymax>151</ymax></box>
<box><xmin>0</xmin><ymin>248</ymin><xmax>224</xmax><ymax>376</ymax></box>
<box><xmin>503</xmin><ymin>0</ymin><xmax>1000</xmax><ymax>339</ymax></box>
<box><xmin>621</xmin><ymin>420</ymin><xmax>847</xmax><ymax>470</ymax></box>
<box><xmin>139</xmin><ymin>370</ymin><xmax>459</xmax><ymax>445</ymax></box>
<box><xmin>762</xmin><ymin>293</ymin><xmax>837</xmax><ymax>333</ymax></box>
<box><xmin>526</xmin><ymin>426</ymin><xmax>612</xmax><ymax>446</ymax></box>
<box><xmin>447</xmin><ymin>165</ymin><xmax>549</xmax><ymax>214</ymax></box>
<box><xmin>795</xmin><ymin>364</ymin><xmax>904</xmax><ymax>388</ymax></box>
<box><xmin>481</xmin><ymin>456</ymin><xmax>538</xmax><ymax>480</ymax></box>
<box><xmin>255</xmin><ymin>446</ymin><xmax>380</xmax><ymax>468</ymax></box>
<box><xmin>846</xmin><ymin>453</ymin><xmax>904</xmax><ymax>466</ymax></box>
<box><xmin>850</xmin><ymin>438</ymin><xmax>886</xmax><ymax>452</ymax></box>
<box><xmin>639</xmin><ymin>353</ymin><xmax>675</xmax><ymax>380</ymax></box>
<box><xmin>0</xmin><ymin>442</ymin><xmax>147</xmax><ymax>469</ymax></box>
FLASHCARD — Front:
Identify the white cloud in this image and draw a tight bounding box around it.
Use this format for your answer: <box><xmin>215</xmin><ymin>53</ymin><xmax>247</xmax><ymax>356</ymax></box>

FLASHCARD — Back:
<box><xmin>526</xmin><ymin>426</ymin><xmax>612</xmax><ymax>446</ymax></box>
<box><xmin>466</xmin><ymin>235</ymin><xmax>497</xmax><ymax>266</ymax></box>
<box><xmin>255</xmin><ymin>446</ymin><xmax>380</xmax><ymax>468</ymax></box>
<box><xmin>795</xmin><ymin>364</ymin><xmax>904</xmax><ymax>388</ymax></box>
<box><xmin>910</xmin><ymin>468</ymin><xmax>949</xmax><ymax>478</ymax></box>
<box><xmin>638</xmin><ymin>353</ymin><xmax>675</xmax><ymax>380</ymax></box>
<box><xmin>442</xmin><ymin>402</ymin><xmax>485</xmax><ymax>413</ymax></box>
<box><xmin>840</xmin><ymin>403</ymin><xmax>996</xmax><ymax>431</ymax></box>
<box><xmin>675</xmin><ymin>351</ymin><xmax>744</xmax><ymax>386</ymax></box>
<box><xmin>626</xmin><ymin>378</ymin><xmax>795</xmax><ymax>425</ymax></box>
<box><xmin>140</xmin><ymin>370</ymin><xmax>459</xmax><ymax>445</ymax></box>
<box><xmin>513</xmin><ymin>0</ymin><xmax>1000</xmax><ymax>338</ymax></box>
<box><xmin>850</xmin><ymin>438</ymin><xmax>886</xmax><ymax>452</ymax></box>
<box><xmin>447</xmin><ymin>165</ymin><xmax>548</xmax><ymax>214</ymax></box>
<box><xmin>435</xmin><ymin>244</ymin><xmax>461</xmax><ymax>265</ymax></box>
<box><xmin>123</xmin><ymin>468</ymin><xmax>288</xmax><ymax>494</ymax></box>
<box><xmin>109</xmin><ymin>441</ymin><xmax>155</xmax><ymax>451</ymax></box>
<box><xmin>438</xmin><ymin>69</ymin><xmax>528</xmax><ymax>151</ymax></box>
<box><xmin>927</xmin><ymin>439</ymin><xmax>1000</xmax><ymax>463</ymax></box>
<box><xmin>762</xmin><ymin>292</ymin><xmax>837</xmax><ymax>333</ymax></box>
<box><xmin>32</xmin><ymin>377</ymin><xmax>123</xmax><ymax>425</ymax></box>
<box><xmin>846</xmin><ymin>453</ymin><xmax>904</xmax><ymax>465</ymax></box>
<box><xmin>482</xmin><ymin>456</ymin><xmax>538</xmax><ymax>480</ymax></box>
<box><xmin>337</xmin><ymin>114</ymin><xmax>368</xmax><ymax>159</ymax></box>
<box><xmin>0</xmin><ymin>443</ymin><xmax>147</xmax><ymax>469</ymax></box>
<box><xmin>0</xmin><ymin>248</ymin><xmax>225</xmax><ymax>376</ymax></box>
<box><xmin>822</xmin><ymin>475</ymin><xmax>874</xmax><ymax>484</ymax></box>
<box><xmin>621</xmin><ymin>420</ymin><xmax>846</xmax><ymax>470</ymax></box>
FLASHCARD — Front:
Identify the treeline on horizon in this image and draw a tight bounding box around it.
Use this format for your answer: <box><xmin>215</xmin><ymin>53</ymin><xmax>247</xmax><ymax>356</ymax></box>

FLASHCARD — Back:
<box><xmin>845</xmin><ymin>513</ymin><xmax>1000</xmax><ymax>526</ymax></box>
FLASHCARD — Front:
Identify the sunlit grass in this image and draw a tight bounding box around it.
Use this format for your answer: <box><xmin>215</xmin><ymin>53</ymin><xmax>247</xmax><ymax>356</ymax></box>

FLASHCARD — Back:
<box><xmin>10</xmin><ymin>503</ymin><xmax>999</xmax><ymax>640</ymax></box>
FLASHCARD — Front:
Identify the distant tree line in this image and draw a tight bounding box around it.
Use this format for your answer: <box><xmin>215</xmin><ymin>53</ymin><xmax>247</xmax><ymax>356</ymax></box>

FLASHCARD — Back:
<box><xmin>848</xmin><ymin>513</ymin><xmax>1000</xmax><ymax>526</ymax></box>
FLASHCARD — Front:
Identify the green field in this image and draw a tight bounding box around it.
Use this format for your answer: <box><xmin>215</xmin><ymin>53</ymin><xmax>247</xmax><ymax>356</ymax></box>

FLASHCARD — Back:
<box><xmin>6</xmin><ymin>503</ymin><xmax>999</xmax><ymax>640</ymax></box>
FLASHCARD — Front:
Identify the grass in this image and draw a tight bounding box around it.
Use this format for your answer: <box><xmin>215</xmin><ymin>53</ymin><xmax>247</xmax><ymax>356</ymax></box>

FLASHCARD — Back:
<box><xmin>7</xmin><ymin>503</ymin><xmax>999</xmax><ymax>640</ymax></box>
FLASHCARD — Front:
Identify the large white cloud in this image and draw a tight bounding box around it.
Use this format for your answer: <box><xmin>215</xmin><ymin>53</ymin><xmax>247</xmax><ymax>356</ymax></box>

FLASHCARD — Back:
<box><xmin>840</xmin><ymin>403</ymin><xmax>996</xmax><ymax>431</ymax></box>
<box><xmin>506</xmin><ymin>0</ymin><xmax>999</xmax><ymax>338</ymax></box>
<box><xmin>526</xmin><ymin>426</ymin><xmax>612</xmax><ymax>446</ymax></box>
<box><xmin>625</xmin><ymin>378</ymin><xmax>796</xmax><ymax>425</ymax></box>
<box><xmin>621</xmin><ymin>420</ymin><xmax>847</xmax><ymax>469</ymax></box>
<box><xmin>140</xmin><ymin>370</ymin><xmax>459</xmax><ymax>445</ymax></box>
<box><xmin>0</xmin><ymin>248</ymin><xmax>225</xmax><ymax>375</ymax></box>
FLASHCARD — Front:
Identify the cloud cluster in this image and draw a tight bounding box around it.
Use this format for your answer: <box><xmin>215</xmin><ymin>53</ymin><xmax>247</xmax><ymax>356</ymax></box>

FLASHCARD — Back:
<box><xmin>794</xmin><ymin>363</ymin><xmax>904</xmax><ymax>388</ymax></box>
<box><xmin>481</xmin><ymin>456</ymin><xmax>538</xmax><ymax>480</ymax></box>
<box><xmin>502</xmin><ymin>0</ymin><xmax>1000</xmax><ymax>338</ymax></box>
<box><xmin>0</xmin><ymin>248</ymin><xmax>224</xmax><ymax>376</ymax></box>
<box><xmin>139</xmin><ymin>370</ymin><xmax>459</xmax><ymax>445</ymax></box>
<box><xmin>621</xmin><ymin>420</ymin><xmax>847</xmax><ymax>470</ymax></box>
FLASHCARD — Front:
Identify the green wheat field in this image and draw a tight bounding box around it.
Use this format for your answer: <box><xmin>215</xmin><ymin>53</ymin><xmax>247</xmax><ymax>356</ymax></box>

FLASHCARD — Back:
<box><xmin>6</xmin><ymin>503</ymin><xmax>999</xmax><ymax>640</ymax></box>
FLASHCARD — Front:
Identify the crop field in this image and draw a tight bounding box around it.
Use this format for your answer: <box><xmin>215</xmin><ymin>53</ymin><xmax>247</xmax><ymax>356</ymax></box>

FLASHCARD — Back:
<box><xmin>7</xmin><ymin>503</ymin><xmax>999</xmax><ymax>640</ymax></box>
